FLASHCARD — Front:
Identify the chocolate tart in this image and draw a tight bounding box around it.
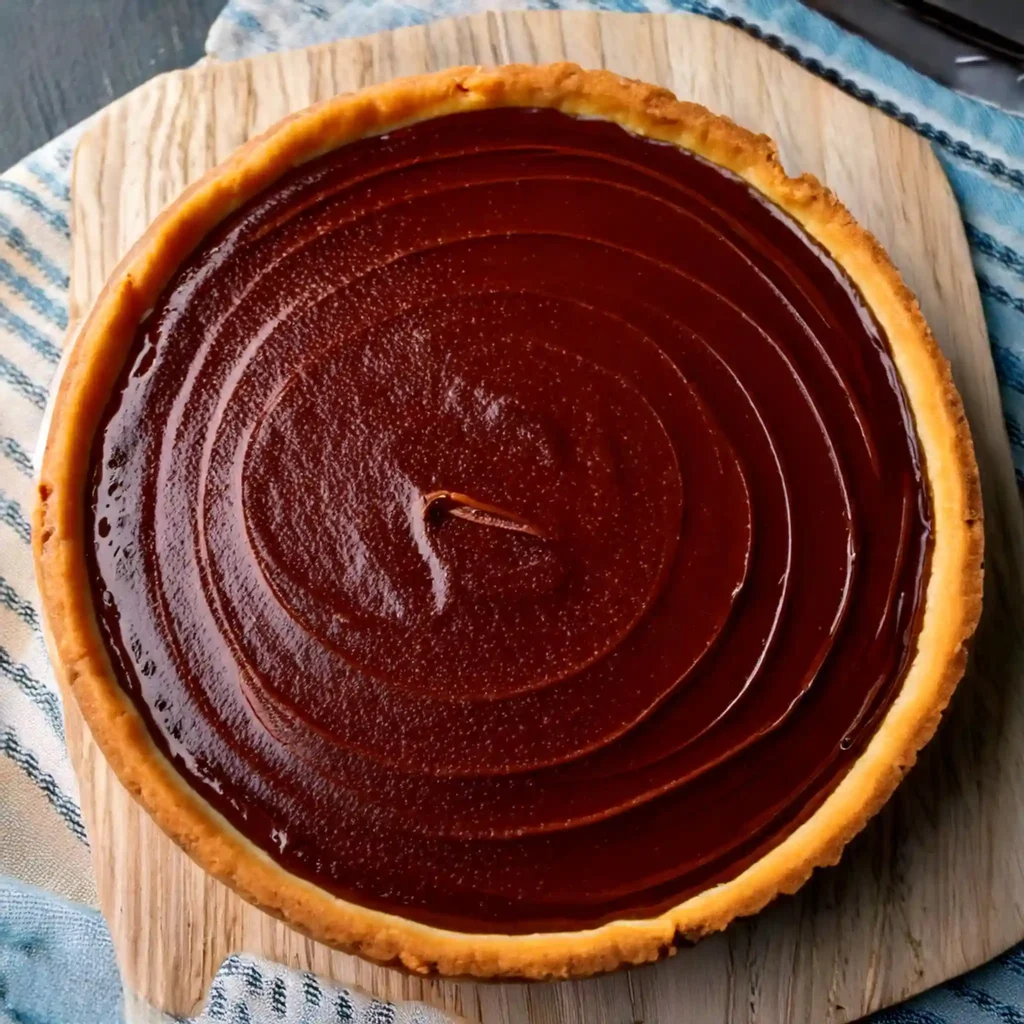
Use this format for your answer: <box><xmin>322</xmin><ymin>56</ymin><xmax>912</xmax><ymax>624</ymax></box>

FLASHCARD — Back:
<box><xmin>34</xmin><ymin>65</ymin><xmax>983</xmax><ymax>980</ymax></box>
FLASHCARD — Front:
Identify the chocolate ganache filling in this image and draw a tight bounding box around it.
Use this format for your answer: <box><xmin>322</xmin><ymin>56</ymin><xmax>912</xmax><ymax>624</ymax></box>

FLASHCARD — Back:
<box><xmin>89</xmin><ymin>108</ymin><xmax>931</xmax><ymax>934</ymax></box>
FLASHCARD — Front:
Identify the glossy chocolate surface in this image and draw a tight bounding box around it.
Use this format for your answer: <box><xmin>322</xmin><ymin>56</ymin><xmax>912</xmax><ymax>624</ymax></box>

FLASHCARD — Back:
<box><xmin>88</xmin><ymin>108</ymin><xmax>931</xmax><ymax>933</ymax></box>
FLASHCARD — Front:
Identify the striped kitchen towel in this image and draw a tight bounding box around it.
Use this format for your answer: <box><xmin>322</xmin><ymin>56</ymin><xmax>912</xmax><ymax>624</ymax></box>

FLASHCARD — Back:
<box><xmin>2</xmin><ymin>1</ymin><xmax>1024</xmax><ymax>1022</ymax></box>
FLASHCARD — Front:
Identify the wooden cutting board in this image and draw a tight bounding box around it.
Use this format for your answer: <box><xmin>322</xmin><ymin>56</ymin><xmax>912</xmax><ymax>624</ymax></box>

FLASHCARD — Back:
<box><xmin>61</xmin><ymin>10</ymin><xmax>1024</xmax><ymax>1023</ymax></box>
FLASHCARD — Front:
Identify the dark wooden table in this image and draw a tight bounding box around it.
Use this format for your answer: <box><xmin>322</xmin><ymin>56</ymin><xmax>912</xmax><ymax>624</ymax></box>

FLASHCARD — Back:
<box><xmin>0</xmin><ymin>0</ymin><xmax>223</xmax><ymax>172</ymax></box>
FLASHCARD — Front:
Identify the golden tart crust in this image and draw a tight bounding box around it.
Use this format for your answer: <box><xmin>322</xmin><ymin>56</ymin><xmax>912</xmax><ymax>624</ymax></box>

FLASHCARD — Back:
<box><xmin>34</xmin><ymin>64</ymin><xmax>982</xmax><ymax>980</ymax></box>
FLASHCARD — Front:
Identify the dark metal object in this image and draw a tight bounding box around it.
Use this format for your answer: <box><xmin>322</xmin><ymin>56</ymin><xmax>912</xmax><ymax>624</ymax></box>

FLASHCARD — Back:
<box><xmin>914</xmin><ymin>0</ymin><xmax>1024</xmax><ymax>52</ymax></box>
<box><xmin>805</xmin><ymin>0</ymin><xmax>1024</xmax><ymax>112</ymax></box>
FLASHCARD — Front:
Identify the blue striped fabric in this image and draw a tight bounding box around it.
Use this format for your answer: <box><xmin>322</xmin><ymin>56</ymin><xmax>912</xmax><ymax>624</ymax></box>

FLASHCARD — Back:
<box><xmin>1</xmin><ymin>1</ymin><xmax>1023</xmax><ymax>1022</ymax></box>
<box><xmin>0</xmin><ymin>877</ymin><xmax>438</xmax><ymax>1024</ymax></box>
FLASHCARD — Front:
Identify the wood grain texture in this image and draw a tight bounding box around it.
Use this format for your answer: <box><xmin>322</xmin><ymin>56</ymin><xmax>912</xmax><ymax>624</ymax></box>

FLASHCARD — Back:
<box><xmin>63</xmin><ymin>11</ymin><xmax>1024</xmax><ymax>1023</ymax></box>
<box><xmin>0</xmin><ymin>0</ymin><xmax>224</xmax><ymax>172</ymax></box>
